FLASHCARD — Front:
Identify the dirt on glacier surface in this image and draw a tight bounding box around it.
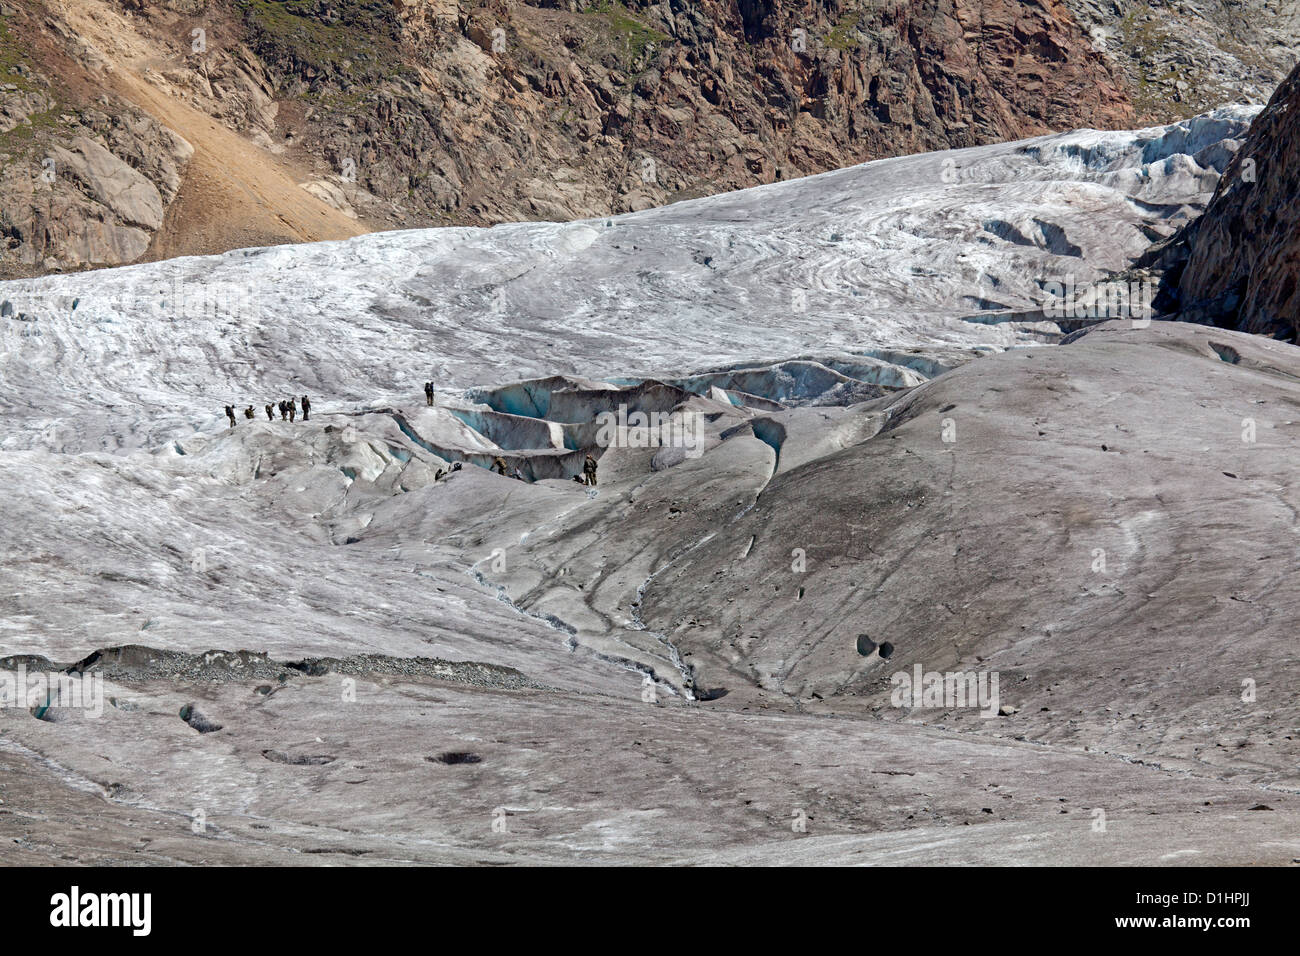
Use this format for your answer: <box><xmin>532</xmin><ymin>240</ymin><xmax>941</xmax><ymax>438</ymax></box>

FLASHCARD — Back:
<box><xmin>2</xmin><ymin>111</ymin><xmax>1299</xmax><ymax>865</ymax></box>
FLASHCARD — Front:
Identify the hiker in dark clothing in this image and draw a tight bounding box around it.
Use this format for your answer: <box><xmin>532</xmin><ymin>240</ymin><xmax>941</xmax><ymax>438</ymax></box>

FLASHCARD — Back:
<box><xmin>278</xmin><ymin>400</ymin><xmax>288</xmax><ymax>421</ymax></box>
<box><xmin>301</xmin><ymin>395</ymin><xmax>311</xmax><ymax>421</ymax></box>
<box><xmin>243</xmin><ymin>405</ymin><xmax>255</xmax><ymax>420</ymax></box>
<box><xmin>583</xmin><ymin>454</ymin><xmax>598</xmax><ymax>486</ymax></box>
<box><xmin>288</xmin><ymin>398</ymin><xmax>297</xmax><ymax>423</ymax></box>
<box><xmin>225</xmin><ymin>405</ymin><xmax>236</xmax><ymax>428</ymax></box>
<box><xmin>424</xmin><ymin>381</ymin><xmax>435</xmax><ymax>407</ymax></box>
<box><xmin>265</xmin><ymin>403</ymin><xmax>274</xmax><ymax>421</ymax></box>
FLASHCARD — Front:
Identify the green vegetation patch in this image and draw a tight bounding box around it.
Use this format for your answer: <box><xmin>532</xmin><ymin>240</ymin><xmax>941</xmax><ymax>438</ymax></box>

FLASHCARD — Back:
<box><xmin>586</xmin><ymin>1</ymin><xmax>669</xmax><ymax>64</ymax></box>
<box><xmin>825</xmin><ymin>10</ymin><xmax>863</xmax><ymax>52</ymax></box>
<box><xmin>0</xmin><ymin>18</ymin><xmax>63</xmax><ymax>151</ymax></box>
<box><xmin>0</xmin><ymin>18</ymin><xmax>41</xmax><ymax>94</ymax></box>
<box><xmin>1119</xmin><ymin>4</ymin><xmax>1217</xmax><ymax>121</ymax></box>
<box><xmin>238</xmin><ymin>0</ymin><xmax>412</xmax><ymax>83</ymax></box>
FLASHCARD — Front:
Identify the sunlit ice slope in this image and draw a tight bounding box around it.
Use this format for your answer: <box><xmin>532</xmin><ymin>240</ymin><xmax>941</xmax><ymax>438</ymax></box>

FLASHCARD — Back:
<box><xmin>0</xmin><ymin>107</ymin><xmax>1256</xmax><ymax>456</ymax></box>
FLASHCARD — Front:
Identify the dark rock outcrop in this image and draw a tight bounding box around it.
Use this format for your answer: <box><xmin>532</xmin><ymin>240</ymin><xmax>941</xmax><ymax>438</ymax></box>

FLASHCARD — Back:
<box><xmin>272</xmin><ymin>0</ymin><xmax>1139</xmax><ymax>225</ymax></box>
<box><xmin>1173</xmin><ymin>62</ymin><xmax>1300</xmax><ymax>341</ymax></box>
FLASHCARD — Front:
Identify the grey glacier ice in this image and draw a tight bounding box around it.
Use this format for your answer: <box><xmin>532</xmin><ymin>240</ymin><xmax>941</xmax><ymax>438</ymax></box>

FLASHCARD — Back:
<box><xmin>3</xmin><ymin>106</ymin><xmax>1299</xmax><ymax>865</ymax></box>
<box><xmin>0</xmin><ymin>106</ymin><xmax>1256</xmax><ymax>454</ymax></box>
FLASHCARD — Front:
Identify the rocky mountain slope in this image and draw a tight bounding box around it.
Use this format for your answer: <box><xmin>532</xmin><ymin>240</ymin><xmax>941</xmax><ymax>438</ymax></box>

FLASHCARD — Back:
<box><xmin>1065</xmin><ymin>0</ymin><xmax>1300</xmax><ymax>120</ymax></box>
<box><xmin>1161</xmin><ymin>57</ymin><xmax>1300</xmax><ymax>341</ymax></box>
<box><xmin>5</xmin><ymin>0</ymin><xmax>1290</xmax><ymax>278</ymax></box>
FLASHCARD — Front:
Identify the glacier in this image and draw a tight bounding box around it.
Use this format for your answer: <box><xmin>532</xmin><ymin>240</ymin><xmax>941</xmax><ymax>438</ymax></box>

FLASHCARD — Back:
<box><xmin>0</xmin><ymin>107</ymin><xmax>1255</xmax><ymax>454</ymax></box>
<box><xmin>4</xmin><ymin>106</ymin><xmax>1300</xmax><ymax>866</ymax></box>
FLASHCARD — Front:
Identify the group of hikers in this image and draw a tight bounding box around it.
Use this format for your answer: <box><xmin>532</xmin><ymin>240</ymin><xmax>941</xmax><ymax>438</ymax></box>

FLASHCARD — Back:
<box><xmin>220</xmin><ymin>383</ymin><xmax>601</xmax><ymax>488</ymax></box>
<box><xmin>224</xmin><ymin>396</ymin><xmax>311</xmax><ymax>428</ymax></box>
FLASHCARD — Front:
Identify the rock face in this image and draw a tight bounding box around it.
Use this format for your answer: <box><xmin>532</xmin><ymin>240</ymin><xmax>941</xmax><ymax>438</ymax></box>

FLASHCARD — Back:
<box><xmin>1063</xmin><ymin>0</ymin><xmax>1300</xmax><ymax>121</ymax></box>
<box><xmin>52</xmin><ymin>137</ymin><xmax>166</xmax><ymax>231</ymax></box>
<box><xmin>243</xmin><ymin>0</ymin><xmax>1138</xmax><ymax>225</ymax></box>
<box><xmin>0</xmin><ymin>1</ymin><xmax>196</xmax><ymax>276</ymax></box>
<box><xmin>5</xmin><ymin>0</ymin><xmax>1298</xmax><ymax>276</ymax></box>
<box><xmin>1171</xmin><ymin>60</ymin><xmax>1300</xmax><ymax>341</ymax></box>
<box><xmin>0</xmin><ymin>104</ymin><xmax>192</xmax><ymax>272</ymax></box>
